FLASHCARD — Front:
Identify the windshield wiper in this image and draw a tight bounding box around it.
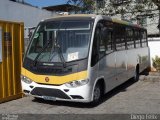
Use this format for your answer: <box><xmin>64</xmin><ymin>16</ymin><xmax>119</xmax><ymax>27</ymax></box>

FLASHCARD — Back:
<box><xmin>56</xmin><ymin>24</ymin><xmax>67</xmax><ymax>68</ymax></box>
<box><xmin>33</xmin><ymin>39</ymin><xmax>51</xmax><ymax>66</ymax></box>
<box><xmin>49</xmin><ymin>24</ymin><xmax>66</xmax><ymax>68</ymax></box>
<box><xmin>56</xmin><ymin>44</ymin><xmax>66</xmax><ymax>68</ymax></box>
<box><xmin>49</xmin><ymin>43</ymin><xmax>66</xmax><ymax>68</ymax></box>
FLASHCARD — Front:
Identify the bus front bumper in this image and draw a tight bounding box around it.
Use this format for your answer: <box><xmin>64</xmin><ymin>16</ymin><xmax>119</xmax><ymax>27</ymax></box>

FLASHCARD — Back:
<box><xmin>21</xmin><ymin>80</ymin><xmax>93</xmax><ymax>103</ymax></box>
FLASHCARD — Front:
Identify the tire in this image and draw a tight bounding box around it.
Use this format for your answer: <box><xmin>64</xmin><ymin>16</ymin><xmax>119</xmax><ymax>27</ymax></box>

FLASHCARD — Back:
<box><xmin>34</xmin><ymin>97</ymin><xmax>43</xmax><ymax>101</ymax></box>
<box><xmin>134</xmin><ymin>66</ymin><xmax>139</xmax><ymax>81</ymax></box>
<box><xmin>91</xmin><ymin>83</ymin><xmax>102</xmax><ymax>106</ymax></box>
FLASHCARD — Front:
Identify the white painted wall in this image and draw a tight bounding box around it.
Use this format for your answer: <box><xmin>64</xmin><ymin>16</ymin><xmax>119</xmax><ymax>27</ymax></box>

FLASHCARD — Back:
<box><xmin>0</xmin><ymin>0</ymin><xmax>55</xmax><ymax>38</ymax></box>
<box><xmin>148</xmin><ymin>37</ymin><xmax>160</xmax><ymax>71</ymax></box>
<box><xmin>146</xmin><ymin>10</ymin><xmax>159</xmax><ymax>35</ymax></box>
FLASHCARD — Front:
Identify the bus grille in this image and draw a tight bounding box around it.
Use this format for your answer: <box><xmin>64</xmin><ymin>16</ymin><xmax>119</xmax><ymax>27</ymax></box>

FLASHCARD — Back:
<box><xmin>31</xmin><ymin>87</ymin><xmax>71</xmax><ymax>99</ymax></box>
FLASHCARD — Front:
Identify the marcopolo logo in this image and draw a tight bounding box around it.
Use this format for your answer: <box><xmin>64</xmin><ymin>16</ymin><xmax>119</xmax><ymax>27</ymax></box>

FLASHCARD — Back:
<box><xmin>45</xmin><ymin>77</ymin><xmax>49</xmax><ymax>82</ymax></box>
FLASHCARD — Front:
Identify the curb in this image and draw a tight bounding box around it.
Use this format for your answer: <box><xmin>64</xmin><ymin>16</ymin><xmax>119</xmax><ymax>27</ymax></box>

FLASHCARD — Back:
<box><xmin>139</xmin><ymin>72</ymin><xmax>160</xmax><ymax>82</ymax></box>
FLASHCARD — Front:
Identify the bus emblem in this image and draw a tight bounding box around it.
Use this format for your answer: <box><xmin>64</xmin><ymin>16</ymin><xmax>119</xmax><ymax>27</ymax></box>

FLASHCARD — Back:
<box><xmin>45</xmin><ymin>77</ymin><xmax>49</xmax><ymax>82</ymax></box>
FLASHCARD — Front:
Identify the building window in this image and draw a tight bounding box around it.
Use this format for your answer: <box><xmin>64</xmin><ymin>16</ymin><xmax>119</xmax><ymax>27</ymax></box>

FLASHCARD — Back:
<box><xmin>110</xmin><ymin>0</ymin><xmax>131</xmax><ymax>5</ymax></box>
<box><xmin>10</xmin><ymin>0</ymin><xmax>24</xmax><ymax>3</ymax></box>
<box><xmin>136</xmin><ymin>0</ymin><xmax>145</xmax><ymax>3</ymax></box>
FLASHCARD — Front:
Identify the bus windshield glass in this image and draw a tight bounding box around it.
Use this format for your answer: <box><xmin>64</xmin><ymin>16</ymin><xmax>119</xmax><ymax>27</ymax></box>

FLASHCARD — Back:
<box><xmin>26</xmin><ymin>20</ymin><xmax>92</xmax><ymax>63</ymax></box>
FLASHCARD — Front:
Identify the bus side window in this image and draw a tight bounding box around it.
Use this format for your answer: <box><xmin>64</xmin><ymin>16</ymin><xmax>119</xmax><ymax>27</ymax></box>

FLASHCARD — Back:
<box><xmin>126</xmin><ymin>28</ymin><xmax>134</xmax><ymax>49</ymax></box>
<box><xmin>104</xmin><ymin>30</ymin><xmax>114</xmax><ymax>54</ymax></box>
<box><xmin>103</xmin><ymin>21</ymin><xmax>114</xmax><ymax>53</ymax></box>
<box><xmin>99</xmin><ymin>27</ymin><xmax>107</xmax><ymax>58</ymax></box>
<box><xmin>135</xmin><ymin>30</ymin><xmax>141</xmax><ymax>48</ymax></box>
<box><xmin>114</xmin><ymin>24</ymin><xmax>125</xmax><ymax>51</ymax></box>
<box><xmin>91</xmin><ymin>28</ymin><xmax>100</xmax><ymax>67</ymax></box>
<box><xmin>141</xmin><ymin>30</ymin><xmax>147</xmax><ymax>47</ymax></box>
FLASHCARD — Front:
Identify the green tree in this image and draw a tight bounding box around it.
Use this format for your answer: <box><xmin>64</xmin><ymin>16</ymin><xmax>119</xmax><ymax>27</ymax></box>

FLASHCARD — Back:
<box><xmin>152</xmin><ymin>0</ymin><xmax>160</xmax><ymax>31</ymax></box>
<box><xmin>98</xmin><ymin>0</ymin><xmax>160</xmax><ymax>34</ymax></box>
<box><xmin>67</xmin><ymin>0</ymin><xmax>94</xmax><ymax>13</ymax></box>
<box><xmin>82</xmin><ymin>0</ymin><xmax>95</xmax><ymax>13</ymax></box>
<box><xmin>101</xmin><ymin>0</ymin><xmax>156</xmax><ymax>19</ymax></box>
<box><xmin>152</xmin><ymin>0</ymin><xmax>160</xmax><ymax>7</ymax></box>
<box><xmin>67</xmin><ymin>0</ymin><xmax>82</xmax><ymax>13</ymax></box>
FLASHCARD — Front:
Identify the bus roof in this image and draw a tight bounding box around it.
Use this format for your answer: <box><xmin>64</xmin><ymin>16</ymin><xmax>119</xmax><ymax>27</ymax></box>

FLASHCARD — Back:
<box><xmin>43</xmin><ymin>14</ymin><xmax>145</xmax><ymax>29</ymax></box>
<box><xmin>111</xmin><ymin>18</ymin><xmax>144</xmax><ymax>29</ymax></box>
<box><xmin>44</xmin><ymin>14</ymin><xmax>96</xmax><ymax>21</ymax></box>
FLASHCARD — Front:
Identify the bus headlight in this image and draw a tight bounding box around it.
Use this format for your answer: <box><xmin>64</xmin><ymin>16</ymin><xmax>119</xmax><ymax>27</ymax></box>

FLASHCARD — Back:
<box><xmin>21</xmin><ymin>75</ymin><xmax>32</xmax><ymax>84</ymax></box>
<box><xmin>65</xmin><ymin>79</ymin><xmax>89</xmax><ymax>88</ymax></box>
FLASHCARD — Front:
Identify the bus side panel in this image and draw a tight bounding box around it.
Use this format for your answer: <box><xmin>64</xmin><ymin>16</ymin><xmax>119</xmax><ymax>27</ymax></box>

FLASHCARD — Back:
<box><xmin>103</xmin><ymin>47</ymin><xmax>150</xmax><ymax>90</ymax></box>
<box><xmin>136</xmin><ymin>47</ymin><xmax>149</xmax><ymax>72</ymax></box>
<box><xmin>98</xmin><ymin>52</ymin><xmax>117</xmax><ymax>93</ymax></box>
<box><xmin>115</xmin><ymin>51</ymin><xmax>129</xmax><ymax>83</ymax></box>
<box><xmin>127</xmin><ymin>47</ymin><xmax>149</xmax><ymax>78</ymax></box>
<box><xmin>126</xmin><ymin>49</ymin><xmax>139</xmax><ymax>79</ymax></box>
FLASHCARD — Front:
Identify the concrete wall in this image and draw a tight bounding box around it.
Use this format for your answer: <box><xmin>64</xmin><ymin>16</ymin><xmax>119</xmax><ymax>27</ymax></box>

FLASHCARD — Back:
<box><xmin>0</xmin><ymin>0</ymin><xmax>55</xmax><ymax>38</ymax></box>
<box><xmin>148</xmin><ymin>37</ymin><xmax>160</xmax><ymax>71</ymax></box>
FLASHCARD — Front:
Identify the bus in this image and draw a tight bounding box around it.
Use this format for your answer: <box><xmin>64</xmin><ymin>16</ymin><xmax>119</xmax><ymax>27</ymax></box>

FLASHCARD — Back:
<box><xmin>21</xmin><ymin>14</ymin><xmax>149</xmax><ymax>104</ymax></box>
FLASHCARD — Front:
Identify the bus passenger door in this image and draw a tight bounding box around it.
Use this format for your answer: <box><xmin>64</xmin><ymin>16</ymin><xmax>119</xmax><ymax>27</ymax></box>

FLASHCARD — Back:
<box><xmin>114</xmin><ymin>25</ymin><xmax>128</xmax><ymax>84</ymax></box>
<box><xmin>99</xmin><ymin>26</ymin><xmax>116</xmax><ymax>92</ymax></box>
<box><xmin>90</xmin><ymin>21</ymin><xmax>116</xmax><ymax>93</ymax></box>
<box><xmin>98</xmin><ymin>23</ymin><xmax>117</xmax><ymax>92</ymax></box>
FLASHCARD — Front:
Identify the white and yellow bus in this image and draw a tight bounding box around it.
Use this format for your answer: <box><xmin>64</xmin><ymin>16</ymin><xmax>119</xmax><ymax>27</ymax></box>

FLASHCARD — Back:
<box><xmin>21</xmin><ymin>14</ymin><xmax>149</xmax><ymax>104</ymax></box>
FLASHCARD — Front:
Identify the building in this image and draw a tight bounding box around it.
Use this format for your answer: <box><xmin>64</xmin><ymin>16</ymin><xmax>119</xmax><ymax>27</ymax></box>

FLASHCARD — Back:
<box><xmin>43</xmin><ymin>4</ymin><xmax>81</xmax><ymax>15</ymax></box>
<box><xmin>0</xmin><ymin>0</ymin><xmax>55</xmax><ymax>39</ymax></box>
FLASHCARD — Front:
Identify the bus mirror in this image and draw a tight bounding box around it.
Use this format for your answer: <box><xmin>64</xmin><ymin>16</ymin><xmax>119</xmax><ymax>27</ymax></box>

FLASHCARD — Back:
<box><xmin>28</xmin><ymin>27</ymin><xmax>36</xmax><ymax>40</ymax></box>
<box><xmin>28</xmin><ymin>32</ymin><xmax>32</xmax><ymax>39</ymax></box>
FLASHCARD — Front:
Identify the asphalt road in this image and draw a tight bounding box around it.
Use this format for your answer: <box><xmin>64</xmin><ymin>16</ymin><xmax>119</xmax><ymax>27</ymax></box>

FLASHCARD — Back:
<box><xmin>0</xmin><ymin>78</ymin><xmax>160</xmax><ymax>114</ymax></box>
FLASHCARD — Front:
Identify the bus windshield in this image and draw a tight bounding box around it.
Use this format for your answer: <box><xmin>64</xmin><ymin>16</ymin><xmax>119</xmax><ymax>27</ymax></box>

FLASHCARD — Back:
<box><xmin>26</xmin><ymin>20</ymin><xmax>92</xmax><ymax>63</ymax></box>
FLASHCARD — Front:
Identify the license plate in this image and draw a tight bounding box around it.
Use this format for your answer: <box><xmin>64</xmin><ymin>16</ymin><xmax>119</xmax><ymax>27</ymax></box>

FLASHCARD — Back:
<box><xmin>42</xmin><ymin>96</ymin><xmax>56</xmax><ymax>101</ymax></box>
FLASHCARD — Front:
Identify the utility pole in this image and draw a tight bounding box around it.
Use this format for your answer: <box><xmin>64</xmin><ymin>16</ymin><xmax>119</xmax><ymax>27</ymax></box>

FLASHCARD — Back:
<box><xmin>158</xmin><ymin>7</ymin><xmax>160</xmax><ymax>35</ymax></box>
<box><xmin>95</xmin><ymin>0</ymin><xmax>98</xmax><ymax>14</ymax></box>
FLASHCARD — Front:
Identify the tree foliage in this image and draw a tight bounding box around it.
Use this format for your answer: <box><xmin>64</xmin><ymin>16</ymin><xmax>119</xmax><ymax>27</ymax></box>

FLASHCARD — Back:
<box><xmin>152</xmin><ymin>55</ymin><xmax>160</xmax><ymax>71</ymax></box>
<box><xmin>67</xmin><ymin>0</ymin><xmax>95</xmax><ymax>13</ymax></box>
<box><xmin>67</xmin><ymin>0</ymin><xmax>160</xmax><ymax>32</ymax></box>
<box><xmin>100</xmin><ymin>0</ymin><xmax>157</xmax><ymax>19</ymax></box>
<box><xmin>152</xmin><ymin>0</ymin><xmax>160</xmax><ymax>7</ymax></box>
<box><xmin>97</xmin><ymin>0</ymin><xmax>159</xmax><ymax>31</ymax></box>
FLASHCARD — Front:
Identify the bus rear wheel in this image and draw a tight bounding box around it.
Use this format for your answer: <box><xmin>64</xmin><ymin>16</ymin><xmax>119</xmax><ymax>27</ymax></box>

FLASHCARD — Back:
<box><xmin>134</xmin><ymin>65</ymin><xmax>139</xmax><ymax>81</ymax></box>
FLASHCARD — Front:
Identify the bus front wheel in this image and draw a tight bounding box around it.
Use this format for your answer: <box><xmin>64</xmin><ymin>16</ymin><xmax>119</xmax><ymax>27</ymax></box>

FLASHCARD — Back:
<box><xmin>91</xmin><ymin>83</ymin><xmax>102</xmax><ymax>105</ymax></box>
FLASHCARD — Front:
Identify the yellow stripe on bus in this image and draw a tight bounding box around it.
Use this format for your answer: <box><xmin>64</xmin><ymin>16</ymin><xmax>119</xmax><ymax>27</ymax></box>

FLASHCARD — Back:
<box><xmin>21</xmin><ymin>67</ymin><xmax>88</xmax><ymax>85</ymax></box>
<box><xmin>112</xmin><ymin>18</ymin><xmax>129</xmax><ymax>25</ymax></box>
